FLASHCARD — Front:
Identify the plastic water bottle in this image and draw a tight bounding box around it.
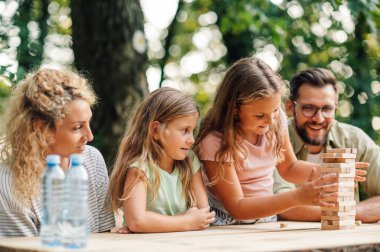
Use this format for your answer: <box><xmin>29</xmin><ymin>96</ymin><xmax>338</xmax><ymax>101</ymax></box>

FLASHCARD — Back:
<box><xmin>40</xmin><ymin>155</ymin><xmax>65</xmax><ymax>247</ymax></box>
<box><xmin>62</xmin><ymin>154</ymin><xmax>88</xmax><ymax>249</ymax></box>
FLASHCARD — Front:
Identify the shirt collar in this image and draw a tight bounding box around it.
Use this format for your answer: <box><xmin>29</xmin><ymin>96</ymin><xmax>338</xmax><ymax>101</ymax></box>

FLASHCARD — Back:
<box><xmin>289</xmin><ymin>118</ymin><xmax>337</xmax><ymax>155</ymax></box>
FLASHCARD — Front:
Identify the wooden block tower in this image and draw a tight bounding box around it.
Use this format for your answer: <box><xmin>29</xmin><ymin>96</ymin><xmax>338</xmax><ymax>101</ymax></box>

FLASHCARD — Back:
<box><xmin>320</xmin><ymin>148</ymin><xmax>357</xmax><ymax>230</ymax></box>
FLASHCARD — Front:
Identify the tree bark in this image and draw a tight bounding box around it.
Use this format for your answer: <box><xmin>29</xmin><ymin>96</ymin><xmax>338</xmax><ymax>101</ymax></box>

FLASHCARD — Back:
<box><xmin>71</xmin><ymin>0</ymin><xmax>148</xmax><ymax>167</ymax></box>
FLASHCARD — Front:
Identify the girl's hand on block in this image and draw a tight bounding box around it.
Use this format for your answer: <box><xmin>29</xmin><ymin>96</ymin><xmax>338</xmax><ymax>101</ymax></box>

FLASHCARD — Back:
<box><xmin>116</xmin><ymin>226</ymin><xmax>133</xmax><ymax>234</ymax></box>
<box><xmin>185</xmin><ymin>206</ymin><xmax>215</xmax><ymax>230</ymax></box>
<box><xmin>296</xmin><ymin>169</ymin><xmax>338</xmax><ymax>207</ymax></box>
<box><xmin>355</xmin><ymin>162</ymin><xmax>368</xmax><ymax>182</ymax></box>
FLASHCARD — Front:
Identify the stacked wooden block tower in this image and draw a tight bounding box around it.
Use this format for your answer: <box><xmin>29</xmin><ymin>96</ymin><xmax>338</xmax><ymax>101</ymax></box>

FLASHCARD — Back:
<box><xmin>320</xmin><ymin>148</ymin><xmax>356</xmax><ymax>230</ymax></box>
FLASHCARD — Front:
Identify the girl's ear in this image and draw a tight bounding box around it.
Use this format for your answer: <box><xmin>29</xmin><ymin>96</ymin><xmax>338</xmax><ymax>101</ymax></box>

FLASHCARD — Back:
<box><xmin>151</xmin><ymin>121</ymin><xmax>161</xmax><ymax>140</ymax></box>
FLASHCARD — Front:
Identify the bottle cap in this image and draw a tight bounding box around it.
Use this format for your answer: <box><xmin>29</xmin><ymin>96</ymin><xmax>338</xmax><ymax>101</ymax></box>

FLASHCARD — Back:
<box><xmin>46</xmin><ymin>155</ymin><xmax>60</xmax><ymax>165</ymax></box>
<box><xmin>70</xmin><ymin>154</ymin><xmax>84</xmax><ymax>166</ymax></box>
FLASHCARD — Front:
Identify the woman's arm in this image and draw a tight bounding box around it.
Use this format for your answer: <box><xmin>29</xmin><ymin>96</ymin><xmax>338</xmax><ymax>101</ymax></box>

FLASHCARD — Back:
<box><xmin>203</xmin><ymin>160</ymin><xmax>336</xmax><ymax>221</ymax></box>
<box><xmin>123</xmin><ymin>169</ymin><xmax>214</xmax><ymax>233</ymax></box>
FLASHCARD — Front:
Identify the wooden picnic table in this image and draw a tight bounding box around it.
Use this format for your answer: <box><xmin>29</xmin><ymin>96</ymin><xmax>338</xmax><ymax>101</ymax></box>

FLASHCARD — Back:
<box><xmin>1</xmin><ymin>221</ymin><xmax>380</xmax><ymax>251</ymax></box>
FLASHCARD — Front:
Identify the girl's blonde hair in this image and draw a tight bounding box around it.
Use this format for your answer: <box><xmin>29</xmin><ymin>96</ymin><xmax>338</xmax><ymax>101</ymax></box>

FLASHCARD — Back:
<box><xmin>1</xmin><ymin>68</ymin><xmax>96</xmax><ymax>204</ymax></box>
<box><xmin>109</xmin><ymin>87</ymin><xmax>199</xmax><ymax>211</ymax></box>
<box><xmin>194</xmin><ymin>57</ymin><xmax>288</xmax><ymax>184</ymax></box>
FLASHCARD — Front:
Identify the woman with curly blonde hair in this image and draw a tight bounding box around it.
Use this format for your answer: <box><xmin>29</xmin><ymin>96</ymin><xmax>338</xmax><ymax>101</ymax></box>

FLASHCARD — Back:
<box><xmin>0</xmin><ymin>69</ymin><xmax>115</xmax><ymax>237</ymax></box>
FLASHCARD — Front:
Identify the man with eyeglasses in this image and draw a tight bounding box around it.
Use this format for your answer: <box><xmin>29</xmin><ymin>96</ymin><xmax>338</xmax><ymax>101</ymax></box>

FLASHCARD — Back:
<box><xmin>273</xmin><ymin>68</ymin><xmax>380</xmax><ymax>223</ymax></box>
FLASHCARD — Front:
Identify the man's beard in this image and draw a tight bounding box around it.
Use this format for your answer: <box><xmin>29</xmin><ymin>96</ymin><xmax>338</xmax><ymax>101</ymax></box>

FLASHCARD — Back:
<box><xmin>294</xmin><ymin>117</ymin><xmax>329</xmax><ymax>146</ymax></box>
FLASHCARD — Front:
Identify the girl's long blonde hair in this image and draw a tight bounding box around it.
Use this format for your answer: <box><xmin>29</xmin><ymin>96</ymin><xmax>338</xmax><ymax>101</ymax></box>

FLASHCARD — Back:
<box><xmin>194</xmin><ymin>57</ymin><xmax>288</xmax><ymax>184</ymax></box>
<box><xmin>109</xmin><ymin>87</ymin><xmax>199</xmax><ymax>211</ymax></box>
<box><xmin>1</xmin><ymin>68</ymin><xmax>96</xmax><ymax>204</ymax></box>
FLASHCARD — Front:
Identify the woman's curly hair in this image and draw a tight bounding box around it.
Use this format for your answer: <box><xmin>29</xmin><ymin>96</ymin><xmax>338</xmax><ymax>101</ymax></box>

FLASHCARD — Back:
<box><xmin>0</xmin><ymin>68</ymin><xmax>96</xmax><ymax>204</ymax></box>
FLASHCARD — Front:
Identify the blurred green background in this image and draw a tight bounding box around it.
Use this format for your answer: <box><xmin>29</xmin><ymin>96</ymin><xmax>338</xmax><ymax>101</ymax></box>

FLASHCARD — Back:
<box><xmin>0</xmin><ymin>0</ymin><xmax>379</xmax><ymax>165</ymax></box>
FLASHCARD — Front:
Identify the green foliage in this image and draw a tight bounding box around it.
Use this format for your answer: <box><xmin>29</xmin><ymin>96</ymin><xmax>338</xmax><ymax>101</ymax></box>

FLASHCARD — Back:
<box><xmin>1</xmin><ymin>0</ymin><xmax>380</xmax><ymax>146</ymax></box>
<box><xmin>160</xmin><ymin>0</ymin><xmax>380</xmax><ymax>143</ymax></box>
<box><xmin>0</xmin><ymin>0</ymin><xmax>71</xmax><ymax>82</ymax></box>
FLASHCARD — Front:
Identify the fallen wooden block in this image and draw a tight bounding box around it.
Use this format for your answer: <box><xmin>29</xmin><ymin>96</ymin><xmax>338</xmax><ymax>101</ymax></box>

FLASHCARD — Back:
<box><xmin>279</xmin><ymin>223</ymin><xmax>288</xmax><ymax>228</ymax></box>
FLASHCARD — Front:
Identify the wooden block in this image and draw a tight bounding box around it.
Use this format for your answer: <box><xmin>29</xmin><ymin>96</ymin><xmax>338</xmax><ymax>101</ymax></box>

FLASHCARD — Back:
<box><xmin>323</xmin><ymin>158</ymin><xmax>355</xmax><ymax>163</ymax></box>
<box><xmin>322</xmin><ymin>210</ymin><xmax>356</xmax><ymax>216</ymax></box>
<box><xmin>279</xmin><ymin>223</ymin><xmax>288</xmax><ymax>228</ymax></box>
<box><xmin>333</xmin><ymin>177</ymin><xmax>354</xmax><ymax>182</ymax></box>
<box><xmin>321</xmin><ymin>215</ymin><xmax>355</xmax><ymax>221</ymax></box>
<box><xmin>336</xmin><ymin>181</ymin><xmax>355</xmax><ymax>187</ymax></box>
<box><xmin>355</xmin><ymin>220</ymin><xmax>362</xmax><ymax>226</ymax></box>
<box><xmin>321</xmin><ymin>219</ymin><xmax>355</xmax><ymax>226</ymax></box>
<box><xmin>334</xmin><ymin>191</ymin><xmax>356</xmax><ymax>197</ymax></box>
<box><xmin>324</xmin><ymin>195</ymin><xmax>355</xmax><ymax>202</ymax></box>
<box><xmin>322</xmin><ymin>172</ymin><xmax>355</xmax><ymax>178</ymax></box>
<box><xmin>321</xmin><ymin>167</ymin><xmax>355</xmax><ymax>173</ymax></box>
<box><xmin>332</xmin><ymin>201</ymin><xmax>356</xmax><ymax>207</ymax></box>
<box><xmin>321</xmin><ymin>224</ymin><xmax>356</xmax><ymax>230</ymax></box>
<box><xmin>322</xmin><ymin>153</ymin><xmax>356</xmax><ymax>159</ymax></box>
<box><xmin>326</xmin><ymin>148</ymin><xmax>357</xmax><ymax>154</ymax></box>
<box><xmin>322</xmin><ymin>163</ymin><xmax>355</xmax><ymax>168</ymax></box>
<box><xmin>324</xmin><ymin>186</ymin><xmax>355</xmax><ymax>193</ymax></box>
<box><xmin>320</xmin><ymin>205</ymin><xmax>356</xmax><ymax>212</ymax></box>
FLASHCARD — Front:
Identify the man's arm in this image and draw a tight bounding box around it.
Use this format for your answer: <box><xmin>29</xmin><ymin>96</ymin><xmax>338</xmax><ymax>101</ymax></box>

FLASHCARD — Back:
<box><xmin>356</xmin><ymin>196</ymin><xmax>380</xmax><ymax>223</ymax></box>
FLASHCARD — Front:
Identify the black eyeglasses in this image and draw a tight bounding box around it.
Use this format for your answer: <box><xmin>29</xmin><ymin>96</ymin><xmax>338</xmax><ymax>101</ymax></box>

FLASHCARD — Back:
<box><xmin>293</xmin><ymin>101</ymin><xmax>336</xmax><ymax>119</ymax></box>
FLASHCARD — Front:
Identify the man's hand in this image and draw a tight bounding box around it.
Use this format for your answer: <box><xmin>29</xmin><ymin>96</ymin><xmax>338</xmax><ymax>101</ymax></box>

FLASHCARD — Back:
<box><xmin>355</xmin><ymin>162</ymin><xmax>368</xmax><ymax>182</ymax></box>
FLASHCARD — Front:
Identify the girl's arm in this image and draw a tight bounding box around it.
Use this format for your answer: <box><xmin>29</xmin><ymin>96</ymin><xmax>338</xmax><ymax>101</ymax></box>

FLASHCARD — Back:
<box><xmin>276</xmin><ymin>131</ymin><xmax>319</xmax><ymax>184</ymax></box>
<box><xmin>203</xmin><ymin>160</ymin><xmax>336</xmax><ymax>221</ymax></box>
<box><xmin>191</xmin><ymin>170</ymin><xmax>209</xmax><ymax>208</ymax></box>
<box><xmin>123</xmin><ymin>168</ymin><xmax>214</xmax><ymax>233</ymax></box>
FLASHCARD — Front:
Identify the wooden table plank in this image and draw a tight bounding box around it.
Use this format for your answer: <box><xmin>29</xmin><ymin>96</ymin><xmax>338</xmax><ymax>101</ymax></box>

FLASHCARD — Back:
<box><xmin>1</xmin><ymin>222</ymin><xmax>380</xmax><ymax>252</ymax></box>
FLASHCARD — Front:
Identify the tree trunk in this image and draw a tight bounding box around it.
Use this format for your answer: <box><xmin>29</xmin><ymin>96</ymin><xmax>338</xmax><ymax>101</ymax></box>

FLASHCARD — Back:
<box><xmin>71</xmin><ymin>0</ymin><xmax>148</xmax><ymax>167</ymax></box>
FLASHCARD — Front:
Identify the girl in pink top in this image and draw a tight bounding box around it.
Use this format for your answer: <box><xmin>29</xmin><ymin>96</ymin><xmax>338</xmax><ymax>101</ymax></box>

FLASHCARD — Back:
<box><xmin>194</xmin><ymin>58</ymin><xmax>339</xmax><ymax>225</ymax></box>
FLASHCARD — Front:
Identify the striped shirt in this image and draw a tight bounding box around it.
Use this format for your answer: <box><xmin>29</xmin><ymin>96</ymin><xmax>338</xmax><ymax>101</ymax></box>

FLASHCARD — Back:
<box><xmin>0</xmin><ymin>145</ymin><xmax>115</xmax><ymax>237</ymax></box>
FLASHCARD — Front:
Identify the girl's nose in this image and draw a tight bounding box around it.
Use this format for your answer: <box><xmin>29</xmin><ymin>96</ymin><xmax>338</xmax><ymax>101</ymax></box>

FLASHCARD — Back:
<box><xmin>266</xmin><ymin>114</ymin><xmax>274</xmax><ymax>125</ymax></box>
<box><xmin>188</xmin><ymin>134</ymin><xmax>195</xmax><ymax>145</ymax></box>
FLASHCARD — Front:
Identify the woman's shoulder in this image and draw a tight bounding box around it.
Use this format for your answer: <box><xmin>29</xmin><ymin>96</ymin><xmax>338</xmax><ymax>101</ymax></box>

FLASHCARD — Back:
<box><xmin>82</xmin><ymin>145</ymin><xmax>108</xmax><ymax>175</ymax></box>
<box><xmin>83</xmin><ymin>145</ymin><xmax>106</xmax><ymax>164</ymax></box>
<box><xmin>0</xmin><ymin>163</ymin><xmax>12</xmax><ymax>185</ymax></box>
<box><xmin>84</xmin><ymin>145</ymin><xmax>102</xmax><ymax>158</ymax></box>
<box><xmin>0</xmin><ymin>164</ymin><xmax>19</xmax><ymax>211</ymax></box>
